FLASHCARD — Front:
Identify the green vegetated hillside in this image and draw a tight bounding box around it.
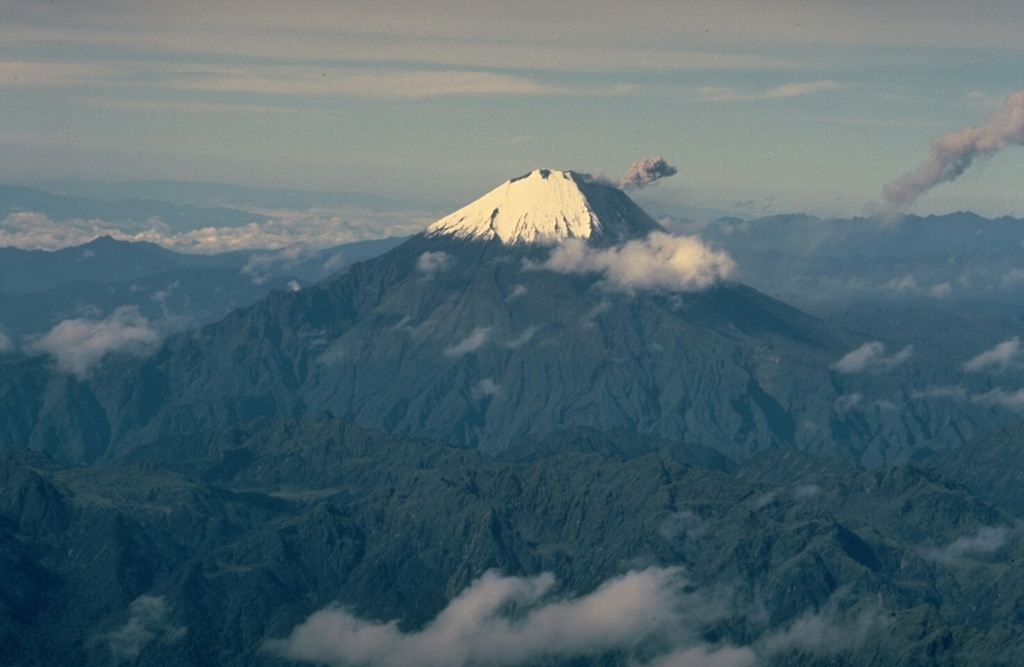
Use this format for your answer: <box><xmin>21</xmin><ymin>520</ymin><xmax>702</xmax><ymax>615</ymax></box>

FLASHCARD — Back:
<box><xmin>926</xmin><ymin>420</ymin><xmax>1024</xmax><ymax>517</ymax></box>
<box><xmin>3</xmin><ymin>416</ymin><xmax>1024</xmax><ymax>666</ymax></box>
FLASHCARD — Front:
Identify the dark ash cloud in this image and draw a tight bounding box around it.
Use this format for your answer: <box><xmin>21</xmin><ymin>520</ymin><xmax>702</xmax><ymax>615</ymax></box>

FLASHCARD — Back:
<box><xmin>882</xmin><ymin>90</ymin><xmax>1024</xmax><ymax>211</ymax></box>
<box><xmin>615</xmin><ymin>156</ymin><xmax>679</xmax><ymax>190</ymax></box>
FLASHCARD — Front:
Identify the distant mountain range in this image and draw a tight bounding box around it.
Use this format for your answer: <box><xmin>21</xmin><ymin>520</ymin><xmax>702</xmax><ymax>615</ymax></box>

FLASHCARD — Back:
<box><xmin>668</xmin><ymin>211</ymin><xmax>1024</xmax><ymax>306</ymax></box>
<box><xmin>0</xmin><ymin>235</ymin><xmax>406</xmax><ymax>340</ymax></box>
<box><xmin>0</xmin><ymin>183</ymin><xmax>266</xmax><ymax>232</ymax></box>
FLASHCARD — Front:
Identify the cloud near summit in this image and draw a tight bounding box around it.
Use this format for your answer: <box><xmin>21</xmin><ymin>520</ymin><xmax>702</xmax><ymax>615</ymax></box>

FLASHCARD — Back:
<box><xmin>538</xmin><ymin>232</ymin><xmax>735</xmax><ymax>293</ymax></box>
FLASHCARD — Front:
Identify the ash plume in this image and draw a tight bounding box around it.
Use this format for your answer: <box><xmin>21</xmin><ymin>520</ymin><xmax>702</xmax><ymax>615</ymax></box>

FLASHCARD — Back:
<box><xmin>615</xmin><ymin>157</ymin><xmax>678</xmax><ymax>190</ymax></box>
<box><xmin>882</xmin><ymin>90</ymin><xmax>1024</xmax><ymax>211</ymax></box>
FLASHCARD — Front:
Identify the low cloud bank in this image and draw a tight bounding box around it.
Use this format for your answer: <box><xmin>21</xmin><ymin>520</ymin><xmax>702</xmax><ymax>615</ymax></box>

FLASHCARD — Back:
<box><xmin>267</xmin><ymin>567</ymin><xmax>891</xmax><ymax>667</ymax></box>
<box><xmin>0</xmin><ymin>207</ymin><xmax>430</xmax><ymax>253</ymax></box>
<box><xmin>832</xmin><ymin>342</ymin><xmax>912</xmax><ymax>374</ymax></box>
<box><xmin>540</xmin><ymin>232</ymin><xmax>735</xmax><ymax>292</ymax></box>
<box><xmin>24</xmin><ymin>306</ymin><xmax>160</xmax><ymax>378</ymax></box>
<box><xmin>265</xmin><ymin>567</ymin><xmax>746</xmax><ymax>667</ymax></box>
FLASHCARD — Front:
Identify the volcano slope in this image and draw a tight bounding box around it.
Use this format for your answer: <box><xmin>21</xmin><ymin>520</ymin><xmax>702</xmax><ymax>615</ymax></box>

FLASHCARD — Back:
<box><xmin>0</xmin><ymin>169</ymin><xmax>1010</xmax><ymax>466</ymax></box>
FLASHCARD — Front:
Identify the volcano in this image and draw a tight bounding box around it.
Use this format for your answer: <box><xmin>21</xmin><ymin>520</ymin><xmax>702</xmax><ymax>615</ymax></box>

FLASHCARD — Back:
<box><xmin>1</xmin><ymin>169</ymin><xmax>984</xmax><ymax>466</ymax></box>
<box><xmin>425</xmin><ymin>169</ymin><xmax>663</xmax><ymax>245</ymax></box>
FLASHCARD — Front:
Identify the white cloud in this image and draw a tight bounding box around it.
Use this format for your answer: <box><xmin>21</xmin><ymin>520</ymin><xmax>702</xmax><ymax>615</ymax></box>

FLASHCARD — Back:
<box><xmin>964</xmin><ymin>337</ymin><xmax>1020</xmax><ymax>372</ymax></box>
<box><xmin>503</xmin><ymin>326</ymin><xmax>539</xmax><ymax>349</ymax></box>
<box><xmin>1002</xmin><ymin>268</ymin><xmax>1024</xmax><ymax>287</ymax></box>
<box><xmin>266</xmin><ymin>567</ymin><xmax>754</xmax><ymax>667</ymax></box>
<box><xmin>540</xmin><ymin>232</ymin><xmax>735</xmax><ymax>293</ymax></box>
<box><xmin>416</xmin><ymin>251</ymin><xmax>454</xmax><ymax>277</ymax></box>
<box><xmin>793</xmin><ymin>484</ymin><xmax>823</xmax><ymax>500</ymax></box>
<box><xmin>0</xmin><ymin>327</ymin><xmax>13</xmax><ymax>353</ymax></box>
<box><xmin>506</xmin><ymin>284</ymin><xmax>528</xmax><ymax>300</ymax></box>
<box><xmin>831</xmin><ymin>342</ymin><xmax>912</xmax><ymax>374</ymax></box>
<box><xmin>757</xmin><ymin>602</ymin><xmax>892</xmax><ymax>657</ymax></box>
<box><xmin>883</xmin><ymin>274</ymin><xmax>919</xmax><ymax>292</ymax></box>
<box><xmin>911</xmin><ymin>385</ymin><xmax>968</xmax><ymax>401</ymax></box>
<box><xmin>658</xmin><ymin>511</ymin><xmax>707</xmax><ymax>543</ymax></box>
<box><xmin>25</xmin><ymin>306</ymin><xmax>161</xmax><ymax>378</ymax></box>
<box><xmin>444</xmin><ymin>327</ymin><xmax>492</xmax><ymax>357</ymax></box>
<box><xmin>105</xmin><ymin>595</ymin><xmax>186</xmax><ymax>661</ymax></box>
<box><xmin>926</xmin><ymin>526</ymin><xmax>1008</xmax><ymax>565</ymax></box>
<box><xmin>267</xmin><ymin>565</ymin><xmax>896</xmax><ymax>667</ymax></box>
<box><xmin>472</xmin><ymin>378</ymin><xmax>501</xmax><ymax>399</ymax></box>
<box><xmin>833</xmin><ymin>393</ymin><xmax>862</xmax><ymax>413</ymax></box>
<box><xmin>970</xmin><ymin>387</ymin><xmax>1024</xmax><ymax>410</ymax></box>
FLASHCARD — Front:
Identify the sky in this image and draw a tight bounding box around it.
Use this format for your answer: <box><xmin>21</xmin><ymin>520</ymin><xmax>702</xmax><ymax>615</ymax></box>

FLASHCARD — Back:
<box><xmin>3</xmin><ymin>0</ymin><xmax>1024</xmax><ymax>221</ymax></box>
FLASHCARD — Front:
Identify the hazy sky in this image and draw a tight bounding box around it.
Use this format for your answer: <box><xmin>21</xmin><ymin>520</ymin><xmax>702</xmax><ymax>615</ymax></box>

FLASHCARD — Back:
<box><xmin>3</xmin><ymin>0</ymin><xmax>1024</xmax><ymax>218</ymax></box>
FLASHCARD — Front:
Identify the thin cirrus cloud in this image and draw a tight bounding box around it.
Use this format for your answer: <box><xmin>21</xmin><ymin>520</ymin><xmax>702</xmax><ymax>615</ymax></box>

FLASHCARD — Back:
<box><xmin>696</xmin><ymin>80</ymin><xmax>842</xmax><ymax>102</ymax></box>
<box><xmin>158</xmin><ymin>65</ymin><xmax>607</xmax><ymax>99</ymax></box>
<box><xmin>1</xmin><ymin>58</ymin><xmax>626</xmax><ymax>99</ymax></box>
<box><xmin>9</xmin><ymin>2</ymin><xmax>1024</xmax><ymax>63</ymax></box>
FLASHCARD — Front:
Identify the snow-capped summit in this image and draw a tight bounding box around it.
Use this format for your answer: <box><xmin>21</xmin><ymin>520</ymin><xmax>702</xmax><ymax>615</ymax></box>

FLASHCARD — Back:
<box><xmin>425</xmin><ymin>169</ymin><xmax>665</xmax><ymax>245</ymax></box>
